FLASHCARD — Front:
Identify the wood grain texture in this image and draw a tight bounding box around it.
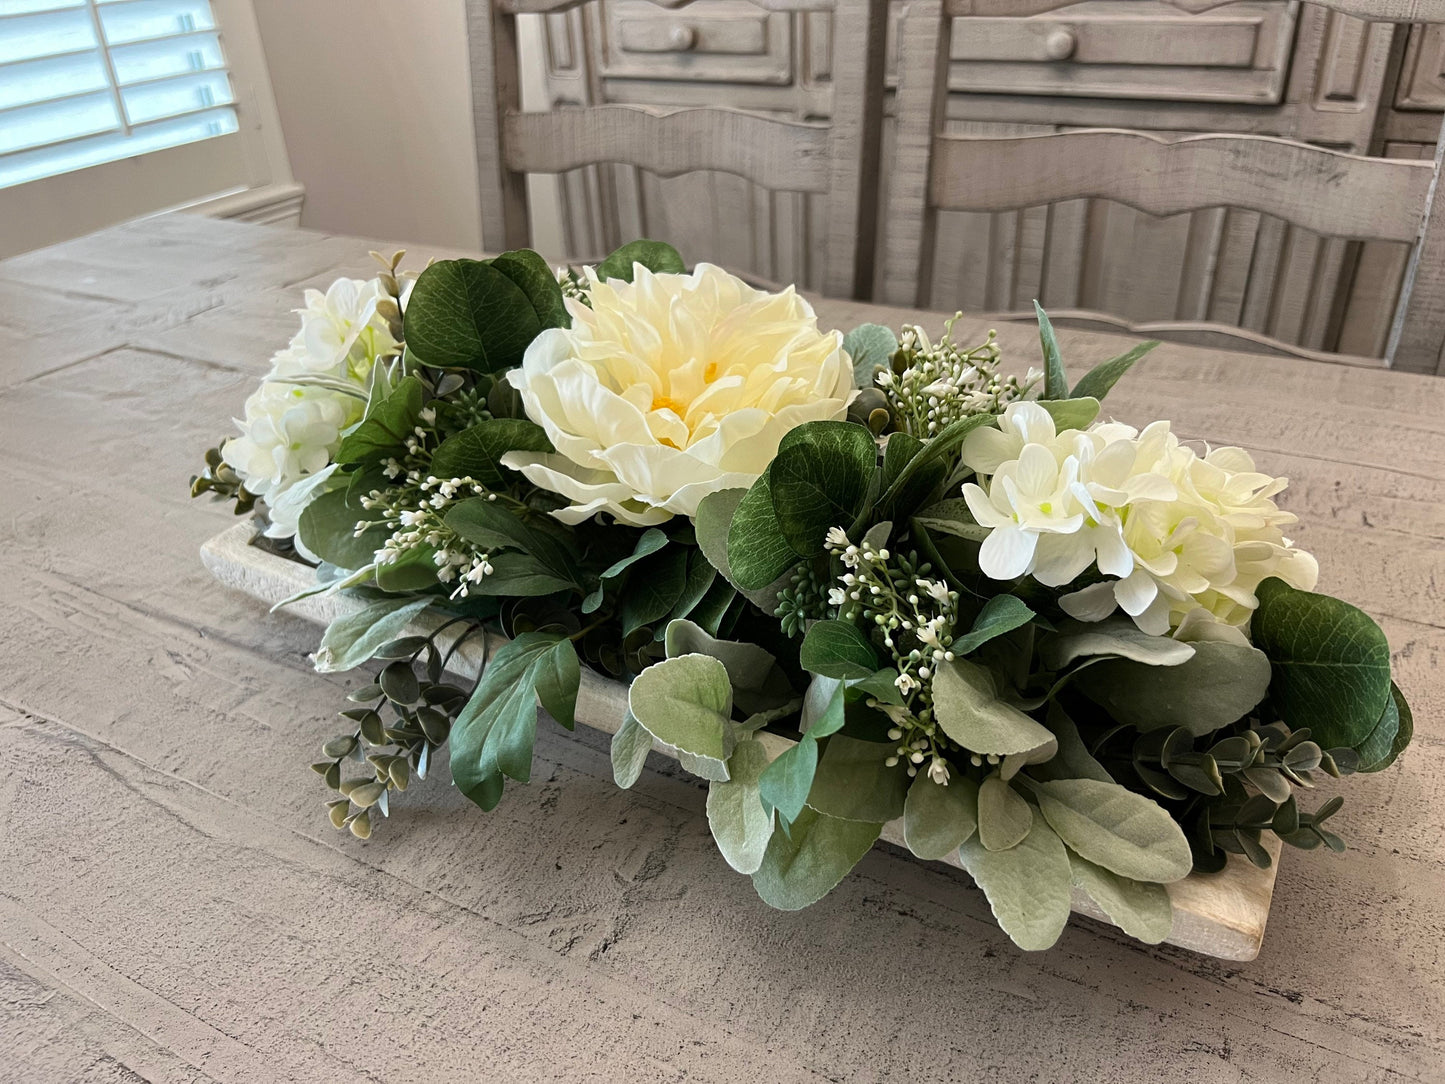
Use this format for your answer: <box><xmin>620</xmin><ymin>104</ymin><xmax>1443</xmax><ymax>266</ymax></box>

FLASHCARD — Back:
<box><xmin>1</xmin><ymin>215</ymin><xmax>1441</xmax><ymax>1082</ymax></box>
<box><xmin>200</xmin><ymin>522</ymin><xmax>1281</xmax><ymax>962</ymax></box>
<box><xmin>504</xmin><ymin>105</ymin><xmax>833</xmax><ymax>192</ymax></box>
<box><xmin>929</xmin><ymin>129</ymin><xmax>1433</xmax><ymax>243</ymax></box>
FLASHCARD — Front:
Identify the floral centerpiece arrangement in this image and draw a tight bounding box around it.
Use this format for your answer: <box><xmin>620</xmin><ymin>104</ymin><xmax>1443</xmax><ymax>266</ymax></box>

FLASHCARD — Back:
<box><xmin>193</xmin><ymin>241</ymin><xmax>1413</xmax><ymax>951</ymax></box>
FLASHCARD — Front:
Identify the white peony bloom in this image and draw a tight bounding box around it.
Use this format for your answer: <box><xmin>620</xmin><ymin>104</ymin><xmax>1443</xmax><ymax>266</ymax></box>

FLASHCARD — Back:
<box><xmin>221</xmin><ymin>381</ymin><xmax>360</xmax><ymax>497</ymax></box>
<box><xmin>501</xmin><ymin>263</ymin><xmax>855</xmax><ymax>525</ymax></box>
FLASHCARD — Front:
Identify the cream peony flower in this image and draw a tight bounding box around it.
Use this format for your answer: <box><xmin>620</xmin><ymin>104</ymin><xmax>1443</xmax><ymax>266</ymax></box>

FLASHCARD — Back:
<box><xmin>501</xmin><ymin>263</ymin><xmax>855</xmax><ymax>525</ymax></box>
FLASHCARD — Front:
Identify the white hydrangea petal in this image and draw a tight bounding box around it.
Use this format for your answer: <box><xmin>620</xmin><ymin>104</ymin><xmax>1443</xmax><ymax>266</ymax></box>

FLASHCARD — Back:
<box><xmin>979</xmin><ymin>523</ymin><xmax>1038</xmax><ymax>580</ymax></box>
<box><xmin>1060</xmin><ymin>581</ymin><xmax>1118</xmax><ymax>622</ymax></box>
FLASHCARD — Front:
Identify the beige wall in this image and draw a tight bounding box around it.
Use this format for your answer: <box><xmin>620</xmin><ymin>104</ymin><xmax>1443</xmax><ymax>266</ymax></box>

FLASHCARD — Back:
<box><xmin>252</xmin><ymin>0</ymin><xmax>484</xmax><ymax>250</ymax></box>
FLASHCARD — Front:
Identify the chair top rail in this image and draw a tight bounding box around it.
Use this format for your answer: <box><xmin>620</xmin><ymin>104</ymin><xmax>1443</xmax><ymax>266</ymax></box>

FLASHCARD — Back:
<box><xmin>505</xmin><ymin>105</ymin><xmax>833</xmax><ymax>193</ymax></box>
<box><xmin>944</xmin><ymin>0</ymin><xmax>1445</xmax><ymax>21</ymax></box>
<box><xmin>500</xmin><ymin>0</ymin><xmax>833</xmax><ymax>14</ymax></box>
<box><xmin>929</xmin><ymin>129</ymin><xmax>1433</xmax><ymax>243</ymax></box>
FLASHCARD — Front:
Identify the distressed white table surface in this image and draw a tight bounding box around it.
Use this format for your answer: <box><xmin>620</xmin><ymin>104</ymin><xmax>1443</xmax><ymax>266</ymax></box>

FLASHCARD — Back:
<box><xmin>0</xmin><ymin>215</ymin><xmax>1440</xmax><ymax>1084</ymax></box>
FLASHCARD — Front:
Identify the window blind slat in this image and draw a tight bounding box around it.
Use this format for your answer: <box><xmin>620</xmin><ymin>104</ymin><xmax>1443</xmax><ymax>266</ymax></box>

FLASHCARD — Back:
<box><xmin>0</xmin><ymin>0</ymin><xmax>237</xmax><ymax>190</ymax></box>
<box><xmin>0</xmin><ymin>102</ymin><xmax>235</xmax><ymax>186</ymax></box>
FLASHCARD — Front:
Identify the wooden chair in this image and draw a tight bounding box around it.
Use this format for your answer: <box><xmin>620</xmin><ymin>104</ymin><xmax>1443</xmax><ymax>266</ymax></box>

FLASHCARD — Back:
<box><xmin>881</xmin><ymin>0</ymin><xmax>1445</xmax><ymax>374</ymax></box>
<box><xmin>466</xmin><ymin>0</ymin><xmax>887</xmax><ymax>300</ymax></box>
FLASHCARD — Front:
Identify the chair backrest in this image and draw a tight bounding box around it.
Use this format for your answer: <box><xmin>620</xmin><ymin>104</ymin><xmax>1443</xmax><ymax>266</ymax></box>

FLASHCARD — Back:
<box><xmin>466</xmin><ymin>0</ymin><xmax>887</xmax><ymax>300</ymax></box>
<box><xmin>881</xmin><ymin>0</ymin><xmax>1445</xmax><ymax>374</ymax></box>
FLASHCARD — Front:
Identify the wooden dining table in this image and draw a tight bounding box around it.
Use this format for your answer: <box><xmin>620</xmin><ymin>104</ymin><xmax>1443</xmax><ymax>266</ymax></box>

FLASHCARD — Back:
<box><xmin>1</xmin><ymin>213</ymin><xmax>1441</xmax><ymax>1083</ymax></box>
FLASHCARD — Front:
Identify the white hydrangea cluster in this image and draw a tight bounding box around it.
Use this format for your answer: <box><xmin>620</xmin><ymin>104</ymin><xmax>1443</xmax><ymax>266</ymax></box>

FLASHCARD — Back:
<box><xmin>960</xmin><ymin>401</ymin><xmax>1319</xmax><ymax>634</ymax></box>
<box><xmin>222</xmin><ymin>276</ymin><xmax>403</xmax><ymax>531</ymax></box>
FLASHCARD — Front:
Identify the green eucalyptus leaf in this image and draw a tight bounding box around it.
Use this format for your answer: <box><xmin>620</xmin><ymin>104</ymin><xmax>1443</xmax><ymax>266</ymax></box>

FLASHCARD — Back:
<box><xmin>977</xmin><ymin>773</ymin><xmax>1033</xmax><ymax>851</ymax></box>
<box><xmin>335</xmin><ymin>375</ymin><xmax>425</xmax><ymax>465</ymax></box>
<box><xmin>1035</xmin><ymin>302</ymin><xmax>1069</xmax><ymax>400</ymax></box>
<box><xmin>429</xmin><ymin>418</ymin><xmax>553</xmax><ymax>489</ymax></box>
<box><xmin>627</xmin><ymin>654</ymin><xmax>732</xmax><ymax>761</ymax></box>
<box><xmin>1359</xmin><ymin>682</ymin><xmax>1413</xmax><ymax>773</ymax></box>
<box><xmin>594</xmin><ymin>239</ymin><xmax>685</xmax><ymax>282</ymax></box>
<box><xmin>769</xmin><ymin>420</ymin><xmax>878</xmax><ymax>558</ymax></box>
<box><xmin>298</xmin><ymin>487</ymin><xmax>388</xmax><ymax>571</ymax></box>
<box><xmin>1075</xmin><ymin>640</ymin><xmax>1272</xmax><ymax>737</ymax></box>
<box><xmin>706</xmin><ymin>739</ymin><xmax>774</xmax><ymax>875</ymax></box>
<box><xmin>903</xmin><ymin>774</ymin><xmax>979</xmax><ymax>860</ymax></box>
<box><xmin>696</xmin><ymin>487</ymin><xmax>788</xmax><ymax>609</ymax></box>
<box><xmin>806</xmin><ymin>735</ymin><xmax>908</xmax><ymax>822</ymax></box>
<box><xmin>1352</xmin><ymin>688</ymin><xmax>1400</xmax><ymax>773</ymax></box>
<box><xmin>752</xmin><ymin>806</ymin><xmax>882</xmax><ymax>911</ymax></box>
<box><xmin>314</xmin><ymin>597</ymin><xmax>433</xmax><ymax>673</ymax></box>
<box><xmin>800</xmin><ymin>620</ymin><xmax>880</xmax><ymax>680</ymax></box>
<box><xmin>1070</xmin><ymin>340</ymin><xmax>1158</xmax><ymax>401</ymax></box>
<box><xmin>933</xmin><ymin>659</ymin><xmax>1058</xmax><ymax>758</ymax></box>
<box><xmin>1067</xmin><ymin>852</ymin><xmax>1173</xmax><ymax>944</ymax></box>
<box><xmin>958</xmin><ymin>808</ymin><xmax>1072</xmax><ymax>951</ymax></box>
<box><xmin>953</xmin><ymin>595</ymin><xmax>1035</xmax><ymax>655</ymax></box>
<box><xmin>1034</xmin><ymin>778</ymin><xmax>1193</xmax><ymax>883</ymax></box>
<box><xmin>726</xmin><ymin>474</ymin><xmax>802</xmax><ymax>591</ymax></box>
<box><xmin>403</xmin><ymin>259</ymin><xmax>540</xmax><ymax>372</ymax></box>
<box><xmin>843</xmin><ymin>323</ymin><xmax>898</xmax><ymax>389</ymax></box>
<box><xmin>611</xmin><ymin>711</ymin><xmax>653</xmax><ymax>789</ymax></box>
<box><xmin>802</xmin><ymin>674</ymin><xmax>847</xmax><ymax>737</ymax></box>
<box><xmin>488</xmin><ymin>248</ymin><xmax>569</xmax><ymax>329</ymax></box>
<box><xmin>1251</xmin><ymin>577</ymin><xmax>1393</xmax><ymax>749</ymax></box>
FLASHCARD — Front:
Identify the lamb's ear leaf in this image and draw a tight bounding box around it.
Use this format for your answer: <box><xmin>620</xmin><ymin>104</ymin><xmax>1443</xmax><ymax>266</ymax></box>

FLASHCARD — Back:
<box><xmin>1034</xmin><ymin>777</ymin><xmax>1193</xmax><ymax>883</ymax></box>
<box><xmin>626</xmin><ymin>654</ymin><xmax>733</xmax><ymax>762</ymax></box>
<box><xmin>1035</xmin><ymin>301</ymin><xmax>1068</xmax><ymax>400</ymax></box>
<box><xmin>610</xmin><ymin>711</ymin><xmax>653</xmax><ymax>790</ymax></box>
<box><xmin>707</xmin><ymin>740</ymin><xmax>774</xmax><ymax>875</ymax></box>
<box><xmin>594</xmin><ymin>239</ymin><xmax>685</xmax><ymax>282</ymax></box>
<box><xmin>903</xmin><ymin>774</ymin><xmax>979</xmax><ymax>860</ymax></box>
<box><xmin>751</xmin><ymin>806</ymin><xmax>883</xmax><ymax>910</ymax></box>
<box><xmin>1070</xmin><ymin>340</ymin><xmax>1158</xmax><ymax>401</ymax></box>
<box><xmin>1067</xmin><ymin>852</ymin><xmax>1173</xmax><ymax>944</ymax></box>
<box><xmin>958</xmin><ymin>808</ymin><xmax>1072</xmax><ymax>950</ymax></box>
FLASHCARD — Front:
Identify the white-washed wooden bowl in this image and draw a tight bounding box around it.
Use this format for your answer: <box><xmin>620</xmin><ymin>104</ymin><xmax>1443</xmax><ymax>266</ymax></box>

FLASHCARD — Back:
<box><xmin>202</xmin><ymin>522</ymin><xmax>1280</xmax><ymax>960</ymax></box>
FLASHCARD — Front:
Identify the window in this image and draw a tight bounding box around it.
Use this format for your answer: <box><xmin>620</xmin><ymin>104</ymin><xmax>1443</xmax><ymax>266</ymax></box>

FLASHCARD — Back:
<box><xmin>0</xmin><ymin>0</ymin><xmax>292</xmax><ymax>257</ymax></box>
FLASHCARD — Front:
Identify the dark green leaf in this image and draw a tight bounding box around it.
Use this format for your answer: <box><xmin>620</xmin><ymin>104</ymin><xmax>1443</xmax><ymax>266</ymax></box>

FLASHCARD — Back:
<box><xmin>463</xmin><ymin>550</ymin><xmax>575</xmax><ymax>597</ymax></box>
<box><xmin>374</xmin><ymin>546</ymin><xmax>442</xmax><ymax>591</ymax></box>
<box><xmin>429</xmin><ymin>418</ymin><xmax>553</xmax><ymax>489</ymax></box>
<box><xmin>297</xmin><ymin>487</ymin><xmax>388</xmax><ymax>571</ymax></box>
<box><xmin>1035</xmin><ymin>397</ymin><xmax>1100</xmax><ymax>432</ymax></box>
<box><xmin>1070</xmin><ymin>339</ymin><xmax>1158</xmax><ymax>401</ymax></box>
<box><xmin>878</xmin><ymin>413</ymin><xmax>995</xmax><ymax>513</ymax></box>
<box><xmin>403</xmin><ymin>259</ymin><xmax>541</xmax><ymax>372</ymax></box>
<box><xmin>594</xmin><ymin>239</ymin><xmax>685</xmax><ymax>282</ymax></box>
<box><xmin>620</xmin><ymin>546</ymin><xmax>689</xmax><ymax>635</ymax></box>
<box><xmin>726</xmin><ymin>473</ymin><xmax>801</xmax><ymax>590</ymax></box>
<box><xmin>769</xmin><ymin>420</ymin><xmax>878</xmax><ymax>558</ymax></box>
<box><xmin>451</xmin><ymin>632</ymin><xmax>577</xmax><ymax>799</ymax></box>
<box><xmin>443</xmin><ymin>497</ymin><xmax>579</xmax><ymax>585</ymax></box>
<box><xmin>335</xmin><ymin>375</ymin><xmax>425</xmax><ymax>465</ymax></box>
<box><xmin>664</xmin><ymin>549</ymin><xmax>718</xmax><ymax>626</ymax></box>
<box><xmin>488</xmin><ymin>248</ymin><xmax>569</xmax><ymax>329</ymax></box>
<box><xmin>800</xmin><ymin>620</ymin><xmax>880</xmax><ymax>681</ymax></box>
<box><xmin>1359</xmin><ymin>682</ymin><xmax>1413</xmax><ymax>773</ymax></box>
<box><xmin>584</xmin><ymin>528</ymin><xmax>668</xmax><ymax>613</ymax></box>
<box><xmin>1251</xmin><ymin>577</ymin><xmax>1393</xmax><ymax>748</ymax></box>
